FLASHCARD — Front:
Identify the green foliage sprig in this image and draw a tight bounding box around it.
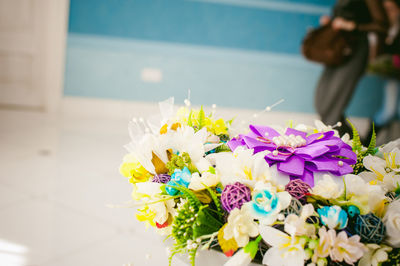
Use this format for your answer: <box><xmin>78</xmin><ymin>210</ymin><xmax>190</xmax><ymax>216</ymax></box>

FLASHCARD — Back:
<box><xmin>166</xmin><ymin>152</ymin><xmax>198</xmax><ymax>175</ymax></box>
<box><xmin>348</xmin><ymin>120</ymin><xmax>377</xmax><ymax>175</ymax></box>
<box><xmin>168</xmin><ymin>183</ymin><xmax>224</xmax><ymax>266</ymax></box>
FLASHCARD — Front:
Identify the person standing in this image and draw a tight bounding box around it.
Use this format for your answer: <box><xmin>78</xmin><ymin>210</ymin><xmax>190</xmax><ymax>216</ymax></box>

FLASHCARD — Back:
<box><xmin>364</xmin><ymin>0</ymin><xmax>400</xmax><ymax>144</ymax></box>
<box><xmin>314</xmin><ymin>0</ymin><xmax>388</xmax><ymax>137</ymax></box>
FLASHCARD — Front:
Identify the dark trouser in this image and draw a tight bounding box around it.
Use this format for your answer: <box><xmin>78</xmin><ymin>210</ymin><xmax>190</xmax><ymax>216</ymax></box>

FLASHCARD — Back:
<box><xmin>314</xmin><ymin>34</ymin><xmax>369</xmax><ymax>136</ymax></box>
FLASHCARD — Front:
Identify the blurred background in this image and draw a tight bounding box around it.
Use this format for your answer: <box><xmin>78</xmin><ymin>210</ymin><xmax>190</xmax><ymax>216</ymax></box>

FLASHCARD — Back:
<box><xmin>64</xmin><ymin>0</ymin><xmax>384</xmax><ymax>115</ymax></box>
<box><xmin>0</xmin><ymin>0</ymin><xmax>398</xmax><ymax>266</ymax></box>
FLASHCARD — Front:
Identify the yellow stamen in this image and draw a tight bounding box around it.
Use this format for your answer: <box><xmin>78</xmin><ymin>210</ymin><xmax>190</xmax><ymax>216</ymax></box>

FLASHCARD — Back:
<box><xmin>370</xmin><ymin>166</ymin><xmax>384</xmax><ymax>181</ymax></box>
<box><xmin>243</xmin><ymin>166</ymin><xmax>252</xmax><ymax>180</ymax></box>
<box><xmin>391</xmin><ymin>153</ymin><xmax>396</xmax><ymax>169</ymax></box>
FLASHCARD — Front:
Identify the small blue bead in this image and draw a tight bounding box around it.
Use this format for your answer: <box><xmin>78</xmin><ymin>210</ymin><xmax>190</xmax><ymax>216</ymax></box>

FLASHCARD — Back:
<box><xmin>347</xmin><ymin>205</ymin><xmax>360</xmax><ymax>218</ymax></box>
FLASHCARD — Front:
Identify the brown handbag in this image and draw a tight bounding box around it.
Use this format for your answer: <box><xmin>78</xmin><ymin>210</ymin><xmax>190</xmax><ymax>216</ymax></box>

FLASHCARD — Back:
<box><xmin>302</xmin><ymin>24</ymin><xmax>355</xmax><ymax>66</ymax></box>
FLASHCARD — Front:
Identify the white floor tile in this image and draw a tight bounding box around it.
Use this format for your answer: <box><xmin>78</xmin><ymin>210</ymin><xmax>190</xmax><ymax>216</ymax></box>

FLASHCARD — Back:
<box><xmin>0</xmin><ymin>199</ymin><xmax>116</xmax><ymax>265</ymax></box>
<box><xmin>0</xmin><ymin>185</ymin><xmax>29</xmax><ymax>210</ymax></box>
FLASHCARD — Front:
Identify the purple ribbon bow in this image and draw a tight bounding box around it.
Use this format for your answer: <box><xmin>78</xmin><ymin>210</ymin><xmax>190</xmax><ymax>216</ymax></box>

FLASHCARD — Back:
<box><xmin>228</xmin><ymin>125</ymin><xmax>357</xmax><ymax>187</ymax></box>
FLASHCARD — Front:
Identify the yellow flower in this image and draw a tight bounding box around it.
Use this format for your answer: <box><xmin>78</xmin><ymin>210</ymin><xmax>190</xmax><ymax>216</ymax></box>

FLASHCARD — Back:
<box><xmin>209</xmin><ymin>118</ymin><xmax>228</xmax><ymax>135</ymax></box>
<box><xmin>119</xmin><ymin>154</ymin><xmax>152</xmax><ymax>183</ymax></box>
<box><xmin>136</xmin><ymin>206</ymin><xmax>156</xmax><ymax>228</ymax></box>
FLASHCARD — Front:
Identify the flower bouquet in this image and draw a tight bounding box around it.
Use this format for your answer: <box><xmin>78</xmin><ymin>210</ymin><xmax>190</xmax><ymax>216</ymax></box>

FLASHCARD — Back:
<box><xmin>118</xmin><ymin>98</ymin><xmax>400</xmax><ymax>266</ymax></box>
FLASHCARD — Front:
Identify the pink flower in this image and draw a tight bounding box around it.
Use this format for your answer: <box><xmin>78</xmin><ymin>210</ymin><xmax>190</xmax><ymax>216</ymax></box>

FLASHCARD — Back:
<box><xmin>330</xmin><ymin>231</ymin><xmax>367</xmax><ymax>264</ymax></box>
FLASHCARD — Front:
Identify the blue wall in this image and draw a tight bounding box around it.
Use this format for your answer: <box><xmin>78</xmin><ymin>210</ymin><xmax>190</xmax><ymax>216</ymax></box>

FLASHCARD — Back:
<box><xmin>65</xmin><ymin>0</ymin><xmax>384</xmax><ymax>117</ymax></box>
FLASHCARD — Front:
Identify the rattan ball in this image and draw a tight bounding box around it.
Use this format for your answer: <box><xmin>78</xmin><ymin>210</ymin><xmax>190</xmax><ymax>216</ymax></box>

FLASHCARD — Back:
<box><xmin>285</xmin><ymin>179</ymin><xmax>311</xmax><ymax>202</ymax></box>
<box><xmin>355</xmin><ymin>213</ymin><xmax>386</xmax><ymax>244</ymax></box>
<box><xmin>282</xmin><ymin>198</ymin><xmax>303</xmax><ymax>216</ymax></box>
<box><xmin>152</xmin><ymin>174</ymin><xmax>171</xmax><ymax>184</ymax></box>
<box><xmin>221</xmin><ymin>182</ymin><xmax>251</xmax><ymax>212</ymax></box>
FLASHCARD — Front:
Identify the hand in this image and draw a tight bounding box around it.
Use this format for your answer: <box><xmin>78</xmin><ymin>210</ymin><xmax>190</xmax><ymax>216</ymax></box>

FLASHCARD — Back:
<box><xmin>332</xmin><ymin>17</ymin><xmax>356</xmax><ymax>31</ymax></box>
<box><xmin>320</xmin><ymin>15</ymin><xmax>331</xmax><ymax>26</ymax></box>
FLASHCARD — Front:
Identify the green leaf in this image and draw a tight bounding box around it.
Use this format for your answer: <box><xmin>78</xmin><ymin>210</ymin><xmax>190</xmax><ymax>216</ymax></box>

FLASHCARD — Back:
<box><xmin>168</xmin><ymin>245</ymin><xmax>183</xmax><ymax>266</ymax></box>
<box><xmin>188</xmin><ymin>110</ymin><xmax>193</xmax><ymax>127</ymax></box>
<box><xmin>244</xmin><ymin>235</ymin><xmax>262</xmax><ymax>259</ymax></box>
<box><xmin>198</xmin><ymin>106</ymin><xmax>206</xmax><ymax>129</ymax></box>
<box><xmin>226</xmin><ymin>118</ymin><xmax>235</xmax><ymax>126</ymax></box>
<box><xmin>192</xmin><ymin>206</ymin><xmax>223</xmax><ymax>239</ymax></box>
<box><xmin>205</xmin><ymin>186</ymin><xmax>223</xmax><ymax>219</ymax></box>
<box><xmin>366</xmin><ymin>123</ymin><xmax>376</xmax><ymax>155</ymax></box>
<box><xmin>215</xmin><ymin>144</ymin><xmax>232</xmax><ymax>153</ymax></box>
<box><xmin>208</xmin><ymin>166</ymin><xmax>216</xmax><ymax>174</ymax></box>
<box><xmin>347</xmin><ymin>119</ymin><xmax>362</xmax><ymax>152</ymax></box>
<box><xmin>189</xmin><ymin>248</ymin><xmax>197</xmax><ymax>266</ymax></box>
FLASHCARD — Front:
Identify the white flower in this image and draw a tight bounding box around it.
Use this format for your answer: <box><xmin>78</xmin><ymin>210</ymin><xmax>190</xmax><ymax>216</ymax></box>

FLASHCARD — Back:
<box><xmin>311</xmin><ymin>175</ymin><xmax>343</xmax><ymax>199</ymax></box>
<box><xmin>361</xmin><ymin>152</ymin><xmax>400</xmax><ymax>191</ymax></box>
<box><xmin>344</xmin><ymin>174</ymin><xmax>387</xmax><ymax>215</ymax></box>
<box><xmin>188</xmin><ymin>172</ymin><xmax>220</xmax><ymax>191</ymax></box>
<box><xmin>149</xmin><ymin>199</ymin><xmax>175</xmax><ymax>225</ymax></box>
<box><xmin>259</xmin><ymin>225</ymin><xmax>306</xmax><ymax>266</ymax></box>
<box><xmin>314</xmin><ymin>120</ymin><xmax>340</xmax><ymax>136</ymax></box>
<box><xmin>383</xmin><ymin>199</ymin><xmax>400</xmax><ymax>247</ymax></box>
<box><xmin>284</xmin><ymin>204</ymin><xmax>315</xmax><ymax>236</ymax></box>
<box><xmin>379</xmin><ymin>138</ymin><xmax>400</xmax><ymax>154</ymax></box>
<box><xmin>134</xmin><ymin>182</ymin><xmax>176</xmax><ymax>225</ymax></box>
<box><xmin>223</xmin><ymin>249</ymin><xmax>252</xmax><ymax>266</ymax></box>
<box><xmin>212</xmin><ymin>146</ymin><xmax>275</xmax><ymax>187</ymax></box>
<box><xmin>358</xmin><ymin>244</ymin><xmax>392</xmax><ymax>266</ymax></box>
<box><xmin>224</xmin><ymin>207</ymin><xmax>259</xmax><ymax>247</ymax></box>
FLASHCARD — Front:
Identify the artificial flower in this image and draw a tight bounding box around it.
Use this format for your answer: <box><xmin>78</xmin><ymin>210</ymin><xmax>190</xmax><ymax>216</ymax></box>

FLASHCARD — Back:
<box><xmin>148</xmin><ymin>199</ymin><xmax>176</xmax><ymax>226</ymax></box>
<box><xmin>228</xmin><ymin>125</ymin><xmax>356</xmax><ymax>187</ymax></box>
<box><xmin>136</xmin><ymin>206</ymin><xmax>156</xmax><ymax>228</ymax></box>
<box><xmin>360</xmin><ymin>151</ymin><xmax>400</xmax><ymax>191</ymax></box>
<box><xmin>379</xmin><ymin>138</ymin><xmax>400</xmax><ymax>154</ymax></box>
<box><xmin>383</xmin><ymin>199</ymin><xmax>400</xmax><ymax>247</ymax></box>
<box><xmin>165</xmin><ymin>167</ymin><xmax>192</xmax><ymax>195</ymax></box>
<box><xmin>311</xmin><ymin>174</ymin><xmax>343</xmax><ymax>199</ymax></box>
<box><xmin>212</xmin><ymin>146</ymin><xmax>275</xmax><ymax>187</ymax></box>
<box><xmin>188</xmin><ymin>171</ymin><xmax>220</xmax><ymax>191</ymax></box>
<box><xmin>284</xmin><ymin>203</ymin><xmax>316</xmax><ymax>236</ymax></box>
<box><xmin>224</xmin><ymin>207</ymin><xmax>259</xmax><ymax>247</ymax></box>
<box><xmin>358</xmin><ymin>244</ymin><xmax>392</xmax><ymax>266</ymax></box>
<box><xmin>330</xmin><ymin>230</ymin><xmax>366</xmax><ymax>264</ymax></box>
<box><xmin>313</xmin><ymin>120</ymin><xmax>340</xmax><ymax>136</ymax></box>
<box><xmin>246</xmin><ymin>182</ymin><xmax>291</xmax><ymax>225</ymax></box>
<box><xmin>259</xmin><ymin>225</ymin><xmax>306</xmax><ymax>266</ymax></box>
<box><xmin>120</xmin><ymin>154</ymin><xmax>152</xmax><ymax>183</ymax></box>
<box><xmin>313</xmin><ymin>227</ymin><xmax>335</xmax><ymax>261</ymax></box>
<box><xmin>132</xmin><ymin>181</ymin><xmax>176</xmax><ymax>227</ymax></box>
<box><xmin>209</xmin><ymin>118</ymin><xmax>228</xmax><ymax>135</ymax></box>
<box><xmin>317</xmin><ymin>206</ymin><xmax>348</xmax><ymax>230</ymax></box>
<box><xmin>223</xmin><ymin>236</ymin><xmax>262</xmax><ymax>266</ymax></box>
<box><xmin>343</xmin><ymin>174</ymin><xmax>387</xmax><ymax>216</ymax></box>
<box><xmin>124</xmin><ymin>122</ymin><xmax>169</xmax><ymax>174</ymax></box>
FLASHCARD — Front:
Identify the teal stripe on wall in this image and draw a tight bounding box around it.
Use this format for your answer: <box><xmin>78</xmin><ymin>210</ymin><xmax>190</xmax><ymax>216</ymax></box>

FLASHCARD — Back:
<box><xmin>68</xmin><ymin>0</ymin><xmax>330</xmax><ymax>54</ymax></box>
<box><xmin>188</xmin><ymin>0</ymin><xmax>331</xmax><ymax>15</ymax></box>
<box><xmin>64</xmin><ymin>33</ymin><xmax>383</xmax><ymax>117</ymax></box>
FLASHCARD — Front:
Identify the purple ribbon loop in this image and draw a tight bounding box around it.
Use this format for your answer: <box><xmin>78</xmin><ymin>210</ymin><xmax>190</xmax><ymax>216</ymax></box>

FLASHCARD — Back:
<box><xmin>228</xmin><ymin>125</ymin><xmax>356</xmax><ymax>187</ymax></box>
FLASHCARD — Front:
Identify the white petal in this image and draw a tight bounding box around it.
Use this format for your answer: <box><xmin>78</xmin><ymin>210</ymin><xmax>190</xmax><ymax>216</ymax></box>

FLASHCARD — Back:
<box><xmin>263</xmin><ymin>247</ymin><xmax>284</xmax><ymax>266</ymax></box>
<box><xmin>259</xmin><ymin>225</ymin><xmax>289</xmax><ymax>247</ymax></box>
<box><xmin>278</xmin><ymin>191</ymin><xmax>291</xmax><ymax>210</ymax></box>
<box><xmin>301</xmin><ymin>204</ymin><xmax>314</xmax><ymax>219</ymax></box>
<box><xmin>224</xmin><ymin>249</ymin><xmax>252</xmax><ymax>266</ymax></box>
<box><xmin>284</xmin><ymin>251</ymin><xmax>305</xmax><ymax>266</ymax></box>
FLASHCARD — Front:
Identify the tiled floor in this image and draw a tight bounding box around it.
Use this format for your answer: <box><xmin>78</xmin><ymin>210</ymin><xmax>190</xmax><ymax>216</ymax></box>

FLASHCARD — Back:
<box><xmin>0</xmin><ymin>102</ymin><xmax>369</xmax><ymax>266</ymax></box>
